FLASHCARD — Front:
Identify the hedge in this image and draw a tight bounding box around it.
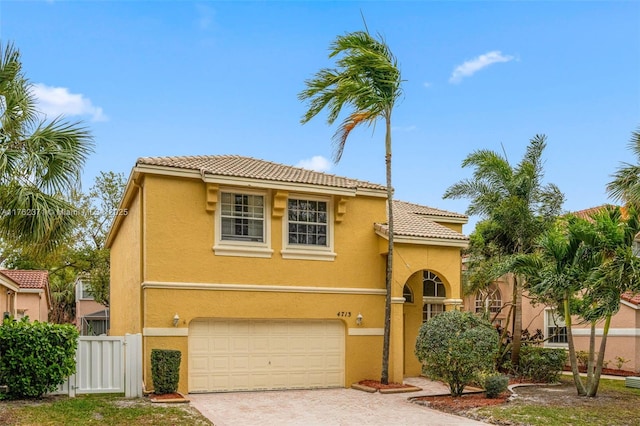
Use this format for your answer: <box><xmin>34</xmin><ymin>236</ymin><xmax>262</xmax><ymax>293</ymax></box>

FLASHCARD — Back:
<box><xmin>151</xmin><ymin>349</ymin><xmax>181</xmax><ymax>394</ymax></box>
<box><xmin>0</xmin><ymin>318</ymin><xmax>78</xmax><ymax>399</ymax></box>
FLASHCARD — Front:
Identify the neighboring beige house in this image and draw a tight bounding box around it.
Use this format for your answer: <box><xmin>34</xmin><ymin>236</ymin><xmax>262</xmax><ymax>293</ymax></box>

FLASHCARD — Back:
<box><xmin>107</xmin><ymin>155</ymin><xmax>469</xmax><ymax>394</ymax></box>
<box><xmin>75</xmin><ymin>278</ymin><xmax>109</xmax><ymax>335</ymax></box>
<box><xmin>465</xmin><ymin>277</ymin><xmax>640</xmax><ymax>373</ymax></box>
<box><xmin>0</xmin><ymin>270</ymin><xmax>50</xmax><ymax>322</ymax></box>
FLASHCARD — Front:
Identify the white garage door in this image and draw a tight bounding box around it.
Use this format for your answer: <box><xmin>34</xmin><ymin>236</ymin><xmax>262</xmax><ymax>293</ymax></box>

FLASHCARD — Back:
<box><xmin>188</xmin><ymin>319</ymin><xmax>345</xmax><ymax>392</ymax></box>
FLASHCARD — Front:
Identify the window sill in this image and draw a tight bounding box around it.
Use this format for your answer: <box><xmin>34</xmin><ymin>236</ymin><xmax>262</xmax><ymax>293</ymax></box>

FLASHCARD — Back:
<box><xmin>544</xmin><ymin>342</ymin><xmax>569</xmax><ymax>348</ymax></box>
<box><xmin>280</xmin><ymin>248</ymin><xmax>336</xmax><ymax>261</ymax></box>
<box><xmin>213</xmin><ymin>245</ymin><xmax>273</xmax><ymax>258</ymax></box>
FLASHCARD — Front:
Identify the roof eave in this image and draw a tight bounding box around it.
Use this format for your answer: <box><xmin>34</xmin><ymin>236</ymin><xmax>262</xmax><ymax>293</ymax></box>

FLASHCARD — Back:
<box><xmin>374</xmin><ymin>229</ymin><xmax>469</xmax><ymax>248</ymax></box>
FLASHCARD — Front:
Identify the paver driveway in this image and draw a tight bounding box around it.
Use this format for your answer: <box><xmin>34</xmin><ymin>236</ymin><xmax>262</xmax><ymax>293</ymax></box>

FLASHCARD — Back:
<box><xmin>188</xmin><ymin>377</ymin><xmax>490</xmax><ymax>426</ymax></box>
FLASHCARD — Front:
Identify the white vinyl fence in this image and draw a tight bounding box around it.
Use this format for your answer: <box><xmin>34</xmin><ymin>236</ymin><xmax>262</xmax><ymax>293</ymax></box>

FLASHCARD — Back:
<box><xmin>52</xmin><ymin>333</ymin><xmax>142</xmax><ymax>398</ymax></box>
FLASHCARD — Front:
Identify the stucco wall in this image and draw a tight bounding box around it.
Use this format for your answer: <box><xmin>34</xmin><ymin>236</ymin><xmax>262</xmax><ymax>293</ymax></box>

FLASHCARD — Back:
<box><xmin>109</xmin><ymin>186</ymin><xmax>142</xmax><ymax>335</ymax></box>
<box><xmin>142</xmin><ymin>174</ymin><xmax>387</xmax><ymax>288</ymax></box>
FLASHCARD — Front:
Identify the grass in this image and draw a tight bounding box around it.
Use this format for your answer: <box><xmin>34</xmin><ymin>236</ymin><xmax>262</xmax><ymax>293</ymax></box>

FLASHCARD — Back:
<box><xmin>0</xmin><ymin>394</ymin><xmax>212</xmax><ymax>426</ymax></box>
<box><xmin>476</xmin><ymin>377</ymin><xmax>640</xmax><ymax>426</ymax></box>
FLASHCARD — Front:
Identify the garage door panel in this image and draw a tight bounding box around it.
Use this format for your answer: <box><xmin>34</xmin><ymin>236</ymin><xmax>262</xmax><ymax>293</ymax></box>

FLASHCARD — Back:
<box><xmin>189</xmin><ymin>319</ymin><xmax>345</xmax><ymax>392</ymax></box>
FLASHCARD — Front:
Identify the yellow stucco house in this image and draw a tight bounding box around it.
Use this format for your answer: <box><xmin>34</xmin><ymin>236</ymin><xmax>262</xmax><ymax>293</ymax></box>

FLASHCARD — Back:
<box><xmin>107</xmin><ymin>155</ymin><xmax>469</xmax><ymax>394</ymax></box>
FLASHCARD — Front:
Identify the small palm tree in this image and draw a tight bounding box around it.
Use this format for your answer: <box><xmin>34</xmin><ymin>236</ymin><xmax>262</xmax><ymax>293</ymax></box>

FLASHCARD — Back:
<box><xmin>299</xmin><ymin>30</ymin><xmax>402</xmax><ymax>384</ymax></box>
<box><xmin>607</xmin><ymin>128</ymin><xmax>640</xmax><ymax>206</ymax></box>
<box><xmin>513</xmin><ymin>217</ymin><xmax>593</xmax><ymax>395</ymax></box>
<box><xmin>444</xmin><ymin>135</ymin><xmax>564</xmax><ymax>365</ymax></box>
<box><xmin>0</xmin><ymin>41</ymin><xmax>93</xmax><ymax>252</ymax></box>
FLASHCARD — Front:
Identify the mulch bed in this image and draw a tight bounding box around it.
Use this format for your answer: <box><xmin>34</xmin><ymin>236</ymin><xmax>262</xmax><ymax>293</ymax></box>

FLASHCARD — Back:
<box><xmin>148</xmin><ymin>392</ymin><xmax>189</xmax><ymax>403</ymax></box>
<box><xmin>412</xmin><ymin>392</ymin><xmax>509</xmax><ymax>411</ymax></box>
<box><xmin>358</xmin><ymin>379</ymin><xmax>416</xmax><ymax>390</ymax></box>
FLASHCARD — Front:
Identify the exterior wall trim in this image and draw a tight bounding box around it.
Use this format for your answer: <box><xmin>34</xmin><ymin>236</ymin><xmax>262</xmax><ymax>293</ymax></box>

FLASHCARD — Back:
<box><xmin>143</xmin><ymin>327</ymin><xmax>189</xmax><ymax>336</ymax></box>
<box><xmin>571</xmin><ymin>328</ymin><xmax>640</xmax><ymax>337</ymax></box>
<box><xmin>375</xmin><ymin>230</ymin><xmax>469</xmax><ymax>248</ymax></box>
<box><xmin>142</xmin><ymin>281</ymin><xmax>387</xmax><ymax>295</ymax></box>
<box><xmin>348</xmin><ymin>328</ymin><xmax>384</xmax><ymax>336</ymax></box>
<box><xmin>621</xmin><ymin>299</ymin><xmax>640</xmax><ymax>310</ymax></box>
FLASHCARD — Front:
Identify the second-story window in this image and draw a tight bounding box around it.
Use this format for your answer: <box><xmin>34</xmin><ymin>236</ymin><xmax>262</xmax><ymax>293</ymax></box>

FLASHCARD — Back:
<box><xmin>287</xmin><ymin>199</ymin><xmax>328</xmax><ymax>246</ymax></box>
<box><xmin>220</xmin><ymin>192</ymin><xmax>265</xmax><ymax>242</ymax></box>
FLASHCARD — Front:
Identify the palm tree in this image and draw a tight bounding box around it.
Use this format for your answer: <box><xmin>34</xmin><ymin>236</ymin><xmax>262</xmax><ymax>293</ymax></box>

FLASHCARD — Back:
<box><xmin>299</xmin><ymin>31</ymin><xmax>402</xmax><ymax>384</ymax></box>
<box><xmin>579</xmin><ymin>205</ymin><xmax>640</xmax><ymax>397</ymax></box>
<box><xmin>513</xmin><ymin>216</ymin><xmax>593</xmax><ymax>395</ymax></box>
<box><xmin>444</xmin><ymin>135</ymin><xmax>564</xmax><ymax>365</ymax></box>
<box><xmin>607</xmin><ymin>128</ymin><xmax>640</xmax><ymax>206</ymax></box>
<box><xmin>0</xmin><ymin>41</ymin><xmax>93</xmax><ymax>253</ymax></box>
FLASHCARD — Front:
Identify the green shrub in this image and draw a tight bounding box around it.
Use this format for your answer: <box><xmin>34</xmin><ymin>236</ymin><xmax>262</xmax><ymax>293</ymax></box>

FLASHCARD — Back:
<box><xmin>484</xmin><ymin>374</ymin><xmax>509</xmax><ymax>398</ymax></box>
<box><xmin>151</xmin><ymin>349</ymin><xmax>181</xmax><ymax>394</ymax></box>
<box><xmin>415</xmin><ymin>310</ymin><xmax>499</xmax><ymax>396</ymax></box>
<box><xmin>0</xmin><ymin>318</ymin><xmax>78</xmax><ymax>399</ymax></box>
<box><xmin>576</xmin><ymin>350</ymin><xmax>589</xmax><ymax>369</ymax></box>
<box><xmin>518</xmin><ymin>346</ymin><xmax>567</xmax><ymax>383</ymax></box>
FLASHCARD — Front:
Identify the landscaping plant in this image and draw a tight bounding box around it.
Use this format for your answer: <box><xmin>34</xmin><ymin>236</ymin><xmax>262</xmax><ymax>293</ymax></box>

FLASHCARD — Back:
<box><xmin>484</xmin><ymin>374</ymin><xmax>509</xmax><ymax>398</ymax></box>
<box><xmin>518</xmin><ymin>346</ymin><xmax>567</xmax><ymax>383</ymax></box>
<box><xmin>415</xmin><ymin>310</ymin><xmax>499</xmax><ymax>396</ymax></box>
<box><xmin>151</xmin><ymin>349</ymin><xmax>181</xmax><ymax>394</ymax></box>
<box><xmin>0</xmin><ymin>317</ymin><xmax>78</xmax><ymax>399</ymax></box>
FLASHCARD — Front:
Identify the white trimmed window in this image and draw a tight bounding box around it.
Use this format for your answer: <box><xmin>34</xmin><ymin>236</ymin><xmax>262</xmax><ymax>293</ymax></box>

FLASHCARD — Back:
<box><xmin>287</xmin><ymin>199</ymin><xmax>328</xmax><ymax>246</ymax></box>
<box><xmin>221</xmin><ymin>192</ymin><xmax>265</xmax><ymax>242</ymax></box>
<box><xmin>282</xmin><ymin>195</ymin><xmax>336</xmax><ymax>261</ymax></box>
<box><xmin>214</xmin><ymin>190</ymin><xmax>272</xmax><ymax>258</ymax></box>
<box><xmin>423</xmin><ymin>303</ymin><xmax>444</xmax><ymax>321</ymax></box>
<box><xmin>403</xmin><ymin>284</ymin><xmax>414</xmax><ymax>304</ymax></box>
<box><xmin>475</xmin><ymin>286</ymin><xmax>502</xmax><ymax>314</ymax></box>
<box><xmin>544</xmin><ymin>309</ymin><xmax>568</xmax><ymax>346</ymax></box>
<box><xmin>423</xmin><ymin>271</ymin><xmax>446</xmax><ymax>322</ymax></box>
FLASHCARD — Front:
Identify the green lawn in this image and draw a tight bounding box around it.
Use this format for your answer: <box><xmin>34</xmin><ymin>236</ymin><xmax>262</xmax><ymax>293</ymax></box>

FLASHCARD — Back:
<box><xmin>0</xmin><ymin>394</ymin><xmax>212</xmax><ymax>426</ymax></box>
<box><xmin>476</xmin><ymin>377</ymin><xmax>640</xmax><ymax>426</ymax></box>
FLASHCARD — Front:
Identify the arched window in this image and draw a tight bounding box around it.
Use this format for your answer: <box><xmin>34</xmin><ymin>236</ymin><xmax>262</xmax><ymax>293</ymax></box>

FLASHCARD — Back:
<box><xmin>475</xmin><ymin>286</ymin><xmax>502</xmax><ymax>314</ymax></box>
<box><xmin>422</xmin><ymin>271</ymin><xmax>446</xmax><ymax>321</ymax></box>
<box><xmin>423</xmin><ymin>271</ymin><xmax>446</xmax><ymax>297</ymax></box>
<box><xmin>403</xmin><ymin>284</ymin><xmax>414</xmax><ymax>304</ymax></box>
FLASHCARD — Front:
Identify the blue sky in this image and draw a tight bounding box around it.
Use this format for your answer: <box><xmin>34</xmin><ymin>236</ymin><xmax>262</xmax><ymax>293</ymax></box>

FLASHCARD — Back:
<box><xmin>1</xmin><ymin>1</ymin><xmax>639</xmax><ymax>232</ymax></box>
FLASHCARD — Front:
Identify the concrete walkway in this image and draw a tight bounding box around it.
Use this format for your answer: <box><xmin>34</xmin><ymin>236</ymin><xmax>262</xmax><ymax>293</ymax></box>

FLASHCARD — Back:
<box><xmin>188</xmin><ymin>377</ymin><xmax>490</xmax><ymax>426</ymax></box>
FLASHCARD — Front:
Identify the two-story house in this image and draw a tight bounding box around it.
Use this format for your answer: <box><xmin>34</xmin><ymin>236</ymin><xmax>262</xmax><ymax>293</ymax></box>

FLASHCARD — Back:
<box><xmin>107</xmin><ymin>155</ymin><xmax>469</xmax><ymax>394</ymax></box>
<box><xmin>75</xmin><ymin>277</ymin><xmax>109</xmax><ymax>336</ymax></box>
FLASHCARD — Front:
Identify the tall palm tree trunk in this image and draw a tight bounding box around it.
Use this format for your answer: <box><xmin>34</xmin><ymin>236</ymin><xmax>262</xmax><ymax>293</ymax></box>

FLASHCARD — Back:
<box><xmin>587</xmin><ymin>315</ymin><xmax>612</xmax><ymax>397</ymax></box>
<box><xmin>381</xmin><ymin>113</ymin><xmax>394</xmax><ymax>385</ymax></box>
<box><xmin>510</xmin><ymin>275</ymin><xmax>523</xmax><ymax>366</ymax></box>
<box><xmin>564</xmin><ymin>293</ymin><xmax>586</xmax><ymax>395</ymax></box>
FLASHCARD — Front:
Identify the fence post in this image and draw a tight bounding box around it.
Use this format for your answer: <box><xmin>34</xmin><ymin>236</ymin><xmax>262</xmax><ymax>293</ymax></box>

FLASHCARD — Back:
<box><xmin>68</xmin><ymin>374</ymin><xmax>76</xmax><ymax>398</ymax></box>
<box><xmin>124</xmin><ymin>333</ymin><xmax>143</xmax><ymax>398</ymax></box>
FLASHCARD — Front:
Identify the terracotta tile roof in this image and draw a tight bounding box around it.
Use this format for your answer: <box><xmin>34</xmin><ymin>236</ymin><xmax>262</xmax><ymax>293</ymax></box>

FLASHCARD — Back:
<box><xmin>137</xmin><ymin>155</ymin><xmax>386</xmax><ymax>191</ymax></box>
<box><xmin>572</xmin><ymin>204</ymin><xmax>618</xmax><ymax>220</ymax></box>
<box><xmin>375</xmin><ymin>200</ymin><xmax>469</xmax><ymax>242</ymax></box>
<box><xmin>622</xmin><ymin>291</ymin><xmax>640</xmax><ymax>306</ymax></box>
<box><xmin>0</xmin><ymin>270</ymin><xmax>49</xmax><ymax>290</ymax></box>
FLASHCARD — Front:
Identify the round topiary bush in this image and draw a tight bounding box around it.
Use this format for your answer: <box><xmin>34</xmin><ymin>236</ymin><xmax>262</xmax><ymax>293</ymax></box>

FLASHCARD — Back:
<box><xmin>415</xmin><ymin>310</ymin><xmax>499</xmax><ymax>396</ymax></box>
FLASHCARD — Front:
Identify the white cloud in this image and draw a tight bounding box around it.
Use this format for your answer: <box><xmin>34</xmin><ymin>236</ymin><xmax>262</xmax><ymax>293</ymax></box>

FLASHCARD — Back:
<box><xmin>296</xmin><ymin>155</ymin><xmax>332</xmax><ymax>172</ymax></box>
<box><xmin>423</xmin><ymin>82</ymin><xmax>432</xmax><ymax>88</ymax></box>
<box><xmin>449</xmin><ymin>51</ymin><xmax>515</xmax><ymax>84</ymax></box>
<box><xmin>31</xmin><ymin>83</ymin><xmax>108</xmax><ymax>122</ymax></box>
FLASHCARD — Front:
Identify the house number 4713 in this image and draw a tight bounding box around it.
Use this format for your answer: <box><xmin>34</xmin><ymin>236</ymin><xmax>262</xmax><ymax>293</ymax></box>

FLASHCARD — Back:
<box><xmin>336</xmin><ymin>312</ymin><xmax>352</xmax><ymax>317</ymax></box>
